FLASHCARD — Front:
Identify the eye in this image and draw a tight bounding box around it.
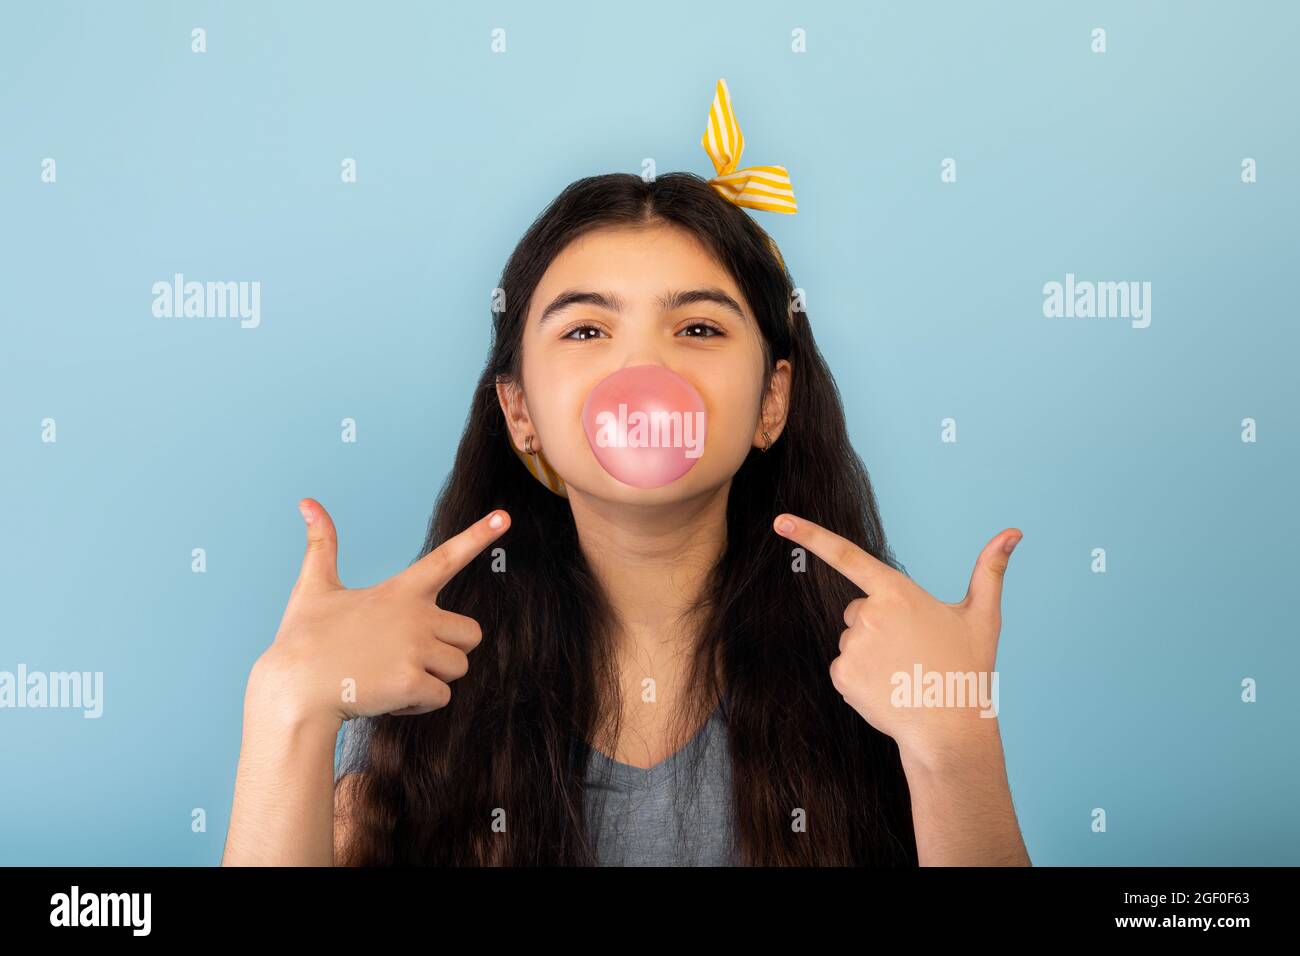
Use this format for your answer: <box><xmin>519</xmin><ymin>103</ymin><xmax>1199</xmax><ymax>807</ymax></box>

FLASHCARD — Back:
<box><xmin>560</xmin><ymin>321</ymin><xmax>726</xmax><ymax>340</ymax></box>
<box><xmin>677</xmin><ymin>321</ymin><xmax>726</xmax><ymax>338</ymax></box>
<box><xmin>560</xmin><ymin>323</ymin><xmax>608</xmax><ymax>341</ymax></box>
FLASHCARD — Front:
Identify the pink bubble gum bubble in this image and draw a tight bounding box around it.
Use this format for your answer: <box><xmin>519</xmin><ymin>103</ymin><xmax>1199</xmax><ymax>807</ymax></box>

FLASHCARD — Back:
<box><xmin>581</xmin><ymin>365</ymin><xmax>708</xmax><ymax>489</ymax></box>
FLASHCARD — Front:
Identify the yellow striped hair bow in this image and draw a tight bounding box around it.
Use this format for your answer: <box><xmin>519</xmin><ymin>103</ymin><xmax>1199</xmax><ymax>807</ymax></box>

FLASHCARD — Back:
<box><xmin>508</xmin><ymin>77</ymin><xmax>797</xmax><ymax>498</ymax></box>
<box><xmin>702</xmin><ymin>77</ymin><xmax>798</xmax><ymax>215</ymax></box>
<box><xmin>701</xmin><ymin>77</ymin><xmax>797</xmax><ymax>269</ymax></box>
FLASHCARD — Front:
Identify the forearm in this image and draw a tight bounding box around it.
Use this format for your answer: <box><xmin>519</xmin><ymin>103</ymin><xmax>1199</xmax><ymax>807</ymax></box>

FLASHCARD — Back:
<box><xmin>221</xmin><ymin>661</ymin><xmax>341</xmax><ymax>866</ymax></box>
<box><xmin>900</xmin><ymin>727</ymin><xmax>1031</xmax><ymax>867</ymax></box>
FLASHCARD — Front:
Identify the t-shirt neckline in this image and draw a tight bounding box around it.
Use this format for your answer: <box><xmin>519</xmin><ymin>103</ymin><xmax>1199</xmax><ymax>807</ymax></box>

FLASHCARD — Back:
<box><xmin>585</xmin><ymin>703</ymin><xmax>723</xmax><ymax>790</ymax></box>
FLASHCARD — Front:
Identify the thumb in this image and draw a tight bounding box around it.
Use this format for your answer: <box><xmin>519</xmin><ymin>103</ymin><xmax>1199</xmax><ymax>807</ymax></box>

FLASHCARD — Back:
<box><xmin>961</xmin><ymin>529</ymin><xmax>1022</xmax><ymax>625</ymax></box>
<box><xmin>295</xmin><ymin>498</ymin><xmax>343</xmax><ymax>593</ymax></box>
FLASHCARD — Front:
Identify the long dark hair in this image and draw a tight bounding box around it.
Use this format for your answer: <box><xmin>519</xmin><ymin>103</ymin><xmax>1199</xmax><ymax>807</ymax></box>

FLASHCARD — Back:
<box><xmin>335</xmin><ymin>171</ymin><xmax>918</xmax><ymax>865</ymax></box>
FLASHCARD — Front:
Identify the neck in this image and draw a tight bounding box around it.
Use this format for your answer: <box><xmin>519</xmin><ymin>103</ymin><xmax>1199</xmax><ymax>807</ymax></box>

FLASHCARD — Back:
<box><xmin>567</xmin><ymin>483</ymin><xmax>729</xmax><ymax>653</ymax></box>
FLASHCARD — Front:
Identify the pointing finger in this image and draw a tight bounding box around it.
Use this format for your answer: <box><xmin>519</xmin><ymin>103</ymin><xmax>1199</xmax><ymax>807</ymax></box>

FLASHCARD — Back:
<box><xmin>773</xmin><ymin>513</ymin><xmax>897</xmax><ymax>597</ymax></box>
<box><xmin>400</xmin><ymin>510</ymin><xmax>511</xmax><ymax>595</ymax></box>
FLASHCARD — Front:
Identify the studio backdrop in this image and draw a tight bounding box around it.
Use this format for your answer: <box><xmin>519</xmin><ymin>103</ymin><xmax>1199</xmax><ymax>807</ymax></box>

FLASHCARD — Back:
<box><xmin>1</xmin><ymin>0</ymin><xmax>1296</xmax><ymax>865</ymax></box>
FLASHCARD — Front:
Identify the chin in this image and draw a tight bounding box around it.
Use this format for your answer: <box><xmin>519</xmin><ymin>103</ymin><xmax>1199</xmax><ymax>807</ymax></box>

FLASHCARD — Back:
<box><xmin>569</xmin><ymin>466</ymin><xmax>733</xmax><ymax>507</ymax></box>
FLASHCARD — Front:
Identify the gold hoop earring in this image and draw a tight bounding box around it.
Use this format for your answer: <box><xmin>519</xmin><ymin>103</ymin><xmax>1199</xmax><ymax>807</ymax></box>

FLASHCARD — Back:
<box><xmin>760</xmin><ymin>429</ymin><xmax>773</xmax><ymax>452</ymax></box>
<box><xmin>524</xmin><ymin>435</ymin><xmax>535</xmax><ymax>455</ymax></box>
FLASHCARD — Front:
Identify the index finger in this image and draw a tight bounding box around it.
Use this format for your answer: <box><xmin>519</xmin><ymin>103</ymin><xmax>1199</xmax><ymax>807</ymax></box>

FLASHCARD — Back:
<box><xmin>400</xmin><ymin>509</ymin><xmax>511</xmax><ymax>594</ymax></box>
<box><xmin>772</xmin><ymin>512</ymin><xmax>896</xmax><ymax>596</ymax></box>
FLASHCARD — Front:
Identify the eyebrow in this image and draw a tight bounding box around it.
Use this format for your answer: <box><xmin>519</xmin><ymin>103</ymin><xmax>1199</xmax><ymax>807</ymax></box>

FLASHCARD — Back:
<box><xmin>537</xmin><ymin>287</ymin><xmax>750</xmax><ymax>326</ymax></box>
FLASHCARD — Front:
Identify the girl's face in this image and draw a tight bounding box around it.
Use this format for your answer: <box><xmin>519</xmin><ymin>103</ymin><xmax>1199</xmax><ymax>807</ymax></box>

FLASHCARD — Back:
<box><xmin>497</xmin><ymin>222</ymin><xmax>791</xmax><ymax>505</ymax></box>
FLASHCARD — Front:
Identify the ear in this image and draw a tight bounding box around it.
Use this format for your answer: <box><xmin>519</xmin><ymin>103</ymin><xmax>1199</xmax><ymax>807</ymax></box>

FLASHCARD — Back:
<box><xmin>752</xmin><ymin>358</ymin><xmax>792</xmax><ymax>449</ymax></box>
<box><xmin>495</xmin><ymin>376</ymin><xmax>536</xmax><ymax>452</ymax></box>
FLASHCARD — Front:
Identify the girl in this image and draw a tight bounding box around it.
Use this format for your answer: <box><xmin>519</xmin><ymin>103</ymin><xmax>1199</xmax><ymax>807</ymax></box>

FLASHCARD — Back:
<box><xmin>222</xmin><ymin>83</ymin><xmax>1029</xmax><ymax>867</ymax></box>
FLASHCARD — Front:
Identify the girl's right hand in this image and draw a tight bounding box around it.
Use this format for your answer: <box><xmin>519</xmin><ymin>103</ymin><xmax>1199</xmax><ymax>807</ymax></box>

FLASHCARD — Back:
<box><xmin>252</xmin><ymin>498</ymin><xmax>511</xmax><ymax>728</ymax></box>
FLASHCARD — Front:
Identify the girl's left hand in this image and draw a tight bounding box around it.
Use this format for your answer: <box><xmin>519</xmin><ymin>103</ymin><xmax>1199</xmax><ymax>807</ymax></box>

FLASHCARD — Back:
<box><xmin>772</xmin><ymin>513</ymin><xmax>1022</xmax><ymax>772</ymax></box>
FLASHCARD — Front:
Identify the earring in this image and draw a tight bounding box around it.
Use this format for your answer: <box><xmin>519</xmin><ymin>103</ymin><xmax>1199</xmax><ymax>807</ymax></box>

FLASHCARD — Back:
<box><xmin>524</xmin><ymin>435</ymin><xmax>535</xmax><ymax>455</ymax></box>
<box><xmin>760</xmin><ymin>429</ymin><xmax>773</xmax><ymax>452</ymax></box>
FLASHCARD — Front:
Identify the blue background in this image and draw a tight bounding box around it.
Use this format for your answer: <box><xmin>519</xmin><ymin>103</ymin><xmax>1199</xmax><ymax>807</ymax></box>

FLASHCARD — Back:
<box><xmin>2</xmin><ymin>1</ymin><xmax>1296</xmax><ymax>865</ymax></box>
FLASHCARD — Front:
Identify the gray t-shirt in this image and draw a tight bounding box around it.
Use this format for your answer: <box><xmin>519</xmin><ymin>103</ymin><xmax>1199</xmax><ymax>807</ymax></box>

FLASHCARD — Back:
<box><xmin>333</xmin><ymin>703</ymin><xmax>738</xmax><ymax>866</ymax></box>
<box><xmin>583</xmin><ymin>703</ymin><xmax>737</xmax><ymax>866</ymax></box>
